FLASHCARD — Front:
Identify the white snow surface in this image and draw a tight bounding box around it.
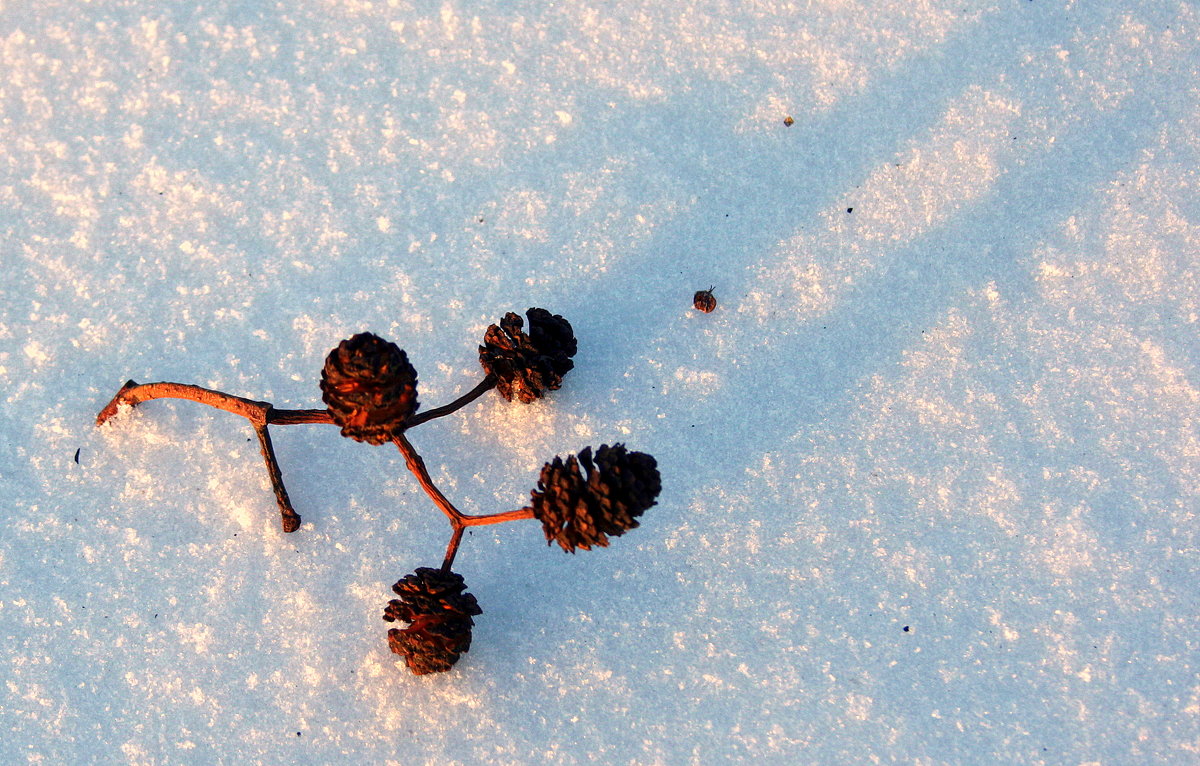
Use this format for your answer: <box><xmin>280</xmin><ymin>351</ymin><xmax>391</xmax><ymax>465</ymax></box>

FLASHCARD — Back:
<box><xmin>3</xmin><ymin>1</ymin><xmax>1200</xmax><ymax>763</ymax></box>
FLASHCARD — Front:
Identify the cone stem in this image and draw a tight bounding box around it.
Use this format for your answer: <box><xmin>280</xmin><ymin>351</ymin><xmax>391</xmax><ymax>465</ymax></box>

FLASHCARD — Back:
<box><xmin>437</xmin><ymin>508</ymin><xmax>533</xmax><ymax>570</ymax></box>
<box><xmin>441</xmin><ymin>527</ymin><xmax>465</xmax><ymax>571</ymax></box>
<box><xmin>404</xmin><ymin>374</ymin><xmax>497</xmax><ymax>428</ymax></box>
<box><xmin>462</xmin><ymin>508</ymin><xmax>535</xmax><ymax>526</ymax></box>
<box><xmin>268</xmin><ymin>409</ymin><xmax>334</xmax><ymax>425</ymax></box>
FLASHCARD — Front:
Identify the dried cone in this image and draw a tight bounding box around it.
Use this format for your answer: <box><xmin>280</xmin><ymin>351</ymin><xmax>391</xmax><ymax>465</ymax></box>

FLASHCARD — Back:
<box><xmin>479</xmin><ymin>308</ymin><xmax>577</xmax><ymax>403</ymax></box>
<box><xmin>528</xmin><ymin>444</ymin><xmax>661</xmax><ymax>553</ymax></box>
<box><xmin>383</xmin><ymin>568</ymin><xmax>482</xmax><ymax>675</ymax></box>
<box><xmin>320</xmin><ymin>332</ymin><xmax>418</xmax><ymax>444</ymax></box>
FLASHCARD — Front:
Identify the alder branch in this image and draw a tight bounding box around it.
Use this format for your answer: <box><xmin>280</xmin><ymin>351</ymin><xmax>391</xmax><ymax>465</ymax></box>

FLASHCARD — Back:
<box><xmin>95</xmin><ymin>373</ymin><xmax>511</xmax><ymax>545</ymax></box>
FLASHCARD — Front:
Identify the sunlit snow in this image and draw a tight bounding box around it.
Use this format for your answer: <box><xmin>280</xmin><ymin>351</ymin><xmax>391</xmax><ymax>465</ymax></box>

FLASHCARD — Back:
<box><xmin>3</xmin><ymin>1</ymin><xmax>1199</xmax><ymax>763</ymax></box>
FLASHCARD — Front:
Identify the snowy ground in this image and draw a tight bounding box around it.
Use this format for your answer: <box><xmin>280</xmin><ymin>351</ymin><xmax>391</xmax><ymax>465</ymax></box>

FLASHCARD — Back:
<box><xmin>3</xmin><ymin>1</ymin><xmax>1200</xmax><ymax>763</ymax></box>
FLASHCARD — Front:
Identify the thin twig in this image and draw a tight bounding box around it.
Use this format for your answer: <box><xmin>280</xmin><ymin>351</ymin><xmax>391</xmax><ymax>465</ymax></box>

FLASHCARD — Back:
<box><xmin>268</xmin><ymin>409</ymin><xmax>334</xmax><ymax>425</ymax></box>
<box><xmin>393</xmin><ymin>433</ymin><xmax>465</xmax><ymax>523</ymax></box>
<box><xmin>393</xmin><ymin>433</ymin><xmax>533</xmax><ymax>526</ymax></box>
<box><xmin>97</xmin><ymin>380</ymin><xmax>271</xmax><ymax>426</ymax></box>
<box><xmin>441</xmin><ymin>527</ymin><xmax>465</xmax><ymax>571</ymax></box>
<box><xmin>254</xmin><ymin>423</ymin><xmax>302</xmax><ymax>533</ymax></box>
<box><xmin>97</xmin><ymin>380</ymin><xmax>305</xmax><ymax>533</ymax></box>
<box><xmin>461</xmin><ymin>508</ymin><xmax>535</xmax><ymax>526</ymax></box>
<box><xmin>404</xmin><ymin>374</ymin><xmax>497</xmax><ymax>428</ymax></box>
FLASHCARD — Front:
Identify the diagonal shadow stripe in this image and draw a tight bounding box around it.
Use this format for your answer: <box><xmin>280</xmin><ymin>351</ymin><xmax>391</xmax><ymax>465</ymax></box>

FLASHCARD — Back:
<box><xmin>556</xmin><ymin>3</ymin><xmax>1126</xmax><ymax>358</ymax></box>
<box><xmin>459</xmin><ymin>8</ymin><xmax>1103</xmax><ymax>407</ymax></box>
<box><xmin>627</xmin><ymin>71</ymin><xmax>1185</xmax><ymax>500</ymax></box>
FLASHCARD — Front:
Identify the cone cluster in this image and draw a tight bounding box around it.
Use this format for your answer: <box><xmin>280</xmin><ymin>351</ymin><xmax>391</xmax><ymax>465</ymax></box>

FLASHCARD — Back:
<box><xmin>320</xmin><ymin>332</ymin><xmax>418</xmax><ymax>444</ymax></box>
<box><xmin>479</xmin><ymin>308</ymin><xmax>577</xmax><ymax>403</ymax></box>
<box><xmin>528</xmin><ymin>443</ymin><xmax>662</xmax><ymax>552</ymax></box>
<box><xmin>383</xmin><ymin>568</ymin><xmax>482</xmax><ymax>675</ymax></box>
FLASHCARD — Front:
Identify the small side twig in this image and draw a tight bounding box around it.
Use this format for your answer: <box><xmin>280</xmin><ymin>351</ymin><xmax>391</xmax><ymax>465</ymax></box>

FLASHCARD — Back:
<box><xmin>97</xmin><ymin>380</ymin><xmax>305</xmax><ymax>533</ymax></box>
<box><xmin>254</xmin><ymin>423</ymin><xmax>302</xmax><ymax>533</ymax></box>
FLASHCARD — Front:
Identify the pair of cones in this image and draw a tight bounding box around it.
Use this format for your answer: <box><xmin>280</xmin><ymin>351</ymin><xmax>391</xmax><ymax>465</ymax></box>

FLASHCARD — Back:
<box><xmin>320</xmin><ymin>307</ymin><xmax>577</xmax><ymax>445</ymax></box>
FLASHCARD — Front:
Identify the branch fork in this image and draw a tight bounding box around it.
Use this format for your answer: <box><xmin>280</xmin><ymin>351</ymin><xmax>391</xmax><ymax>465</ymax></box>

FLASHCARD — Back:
<box><xmin>96</xmin><ymin>374</ymin><xmax>510</xmax><ymax>562</ymax></box>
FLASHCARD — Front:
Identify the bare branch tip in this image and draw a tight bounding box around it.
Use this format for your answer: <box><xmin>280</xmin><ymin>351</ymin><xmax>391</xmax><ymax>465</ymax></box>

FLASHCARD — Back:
<box><xmin>96</xmin><ymin>380</ymin><xmax>140</xmax><ymax>427</ymax></box>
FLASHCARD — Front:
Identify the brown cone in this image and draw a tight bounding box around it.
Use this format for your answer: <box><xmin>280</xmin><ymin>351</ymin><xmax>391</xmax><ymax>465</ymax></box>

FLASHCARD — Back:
<box><xmin>479</xmin><ymin>308</ymin><xmax>577</xmax><ymax>403</ymax></box>
<box><xmin>320</xmin><ymin>332</ymin><xmax>418</xmax><ymax>444</ymax></box>
<box><xmin>383</xmin><ymin>568</ymin><xmax>481</xmax><ymax>675</ymax></box>
<box><xmin>527</xmin><ymin>444</ymin><xmax>661</xmax><ymax>552</ymax></box>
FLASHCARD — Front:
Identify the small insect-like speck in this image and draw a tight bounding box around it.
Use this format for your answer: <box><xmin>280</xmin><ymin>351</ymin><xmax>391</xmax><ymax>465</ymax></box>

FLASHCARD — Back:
<box><xmin>693</xmin><ymin>286</ymin><xmax>717</xmax><ymax>313</ymax></box>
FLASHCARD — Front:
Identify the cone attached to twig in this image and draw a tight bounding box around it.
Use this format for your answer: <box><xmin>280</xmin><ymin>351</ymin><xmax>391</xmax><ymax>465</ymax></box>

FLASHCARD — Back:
<box><xmin>384</xmin><ymin>567</ymin><xmax>482</xmax><ymax>675</ymax></box>
<box><xmin>479</xmin><ymin>308</ymin><xmax>577</xmax><ymax>403</ymax></box>
<box><xmin>527</xmin><ymin>443</ymin><xmax>661</xmax><ymax>553</ymax></box>
<box><xmin>320</xmin><ymin>332</ymin><xmax>418</xmax><ymax>444</ymax></box>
